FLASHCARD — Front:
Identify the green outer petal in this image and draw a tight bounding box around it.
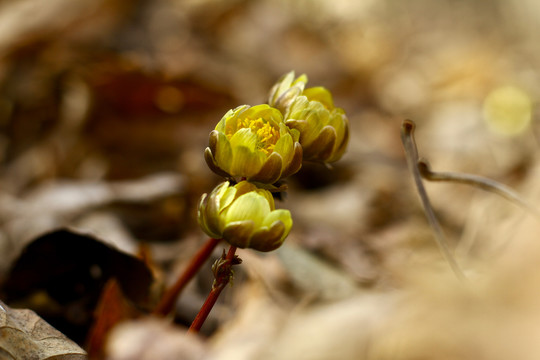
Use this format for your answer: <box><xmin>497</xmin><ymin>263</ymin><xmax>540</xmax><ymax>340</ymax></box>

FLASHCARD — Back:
<box><xmin>288</xmin><ymin>128</ymin><xmax>300</xmax><ymax>143</ymax></box>
<box><xmin>249</xmin><ymin>207</ymin><xmax>293</xmax><ymax>251</ymax></box>
<box><xmin>222</xmin><ymin>191</ymin><xmax>270</xmax><ymax>227</ymax></box>
<box><xmin>204</xmin><ymin>147</ymin><xmax>230</xmax><ymax>178</ymax></box>
<box><xmin>249</xmin><ymin>221</ymin><xmax>286</xmax><ymax>252</ymax></box>
<box><xmin>273</xmin><ymin>131</ymin><xmax>293</xmax><ymax>165</ymax></box>
<box><xmin>302</xmin><ymin>107</ymin><xmax>327</xmax><ymax>147</ymax></box>
<box><xmin>214</xmin><ymin>132</ymin><xmax>233</xmax><ymax>174</ymax></box>
<box><xmin>306</xmin><ymin>125</ymin><xmax>337</xmax><ymax>162</ymax></box>
<box><xmin>250</xmin><ymin>152</ymin><xmax>283</xmax><ymax>184</ymax></box>
<box><xmin>287</xmin><ymin>113</ymin><xmax>318</xmax><ymax>147</ymax></box>
<box><xmin>318</xmin><ymin>109</ymin><xmax>349</xmax><ymax>163</ymax></box>
<box><xmin>328</xmin><ymin>108</ymin><xmax>347</xmax><ymax>142</ymax></box>
<box><xmin>208</xmin><ymin>130</ymin><xmax>219</xmax><ymax>154</ymax></box>
<box><xmin>327</xmin><ymin>116</ymin><xmax>349</xmax><ymax>163</ymax></box>
<box><xmin>281</xmin><ymin>141</ymin><xmax>303</xmax><ymax>178</ymax></box>
<box><xmin>197</xmin><ymin>193</ymin><xmax>221</xmax><ymax>239</ymax></box>
<box><xmin>205</xmin><ymin>182</ymin><xmax>229</xmax><ymax>234</ymax></box>
<box><xmin>285</xmin><ymin>119</ymin><xmax>309</xmax><ymax>138</ymax></box>
<box><xmin>286</xmin><ymin>97</ymin><xmax>328</xmax><ymax>147</ymax></box>
<box><xmin>223</xmin><ymin>220</ymin><xmax>255</xmax><ymax>248</ymax></box>
<box><xmin>264</xmin><ymin>210</ymin><xmax>293</xmax><ymax>247</ymax></box>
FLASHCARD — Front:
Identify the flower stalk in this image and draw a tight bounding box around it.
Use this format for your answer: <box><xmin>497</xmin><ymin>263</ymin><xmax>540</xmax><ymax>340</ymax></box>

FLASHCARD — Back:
<box><xmin>188</xmin><ymin>246</ymin><xmax>240</xmax><ymax>333</ymax></box>
<box><xmin>153</xmin><ymin>238</ymin><xmax>221</xmax><ymax>316</ymax></box>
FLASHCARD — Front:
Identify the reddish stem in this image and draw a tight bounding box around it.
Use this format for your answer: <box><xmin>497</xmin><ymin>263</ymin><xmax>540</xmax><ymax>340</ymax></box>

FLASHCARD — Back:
<box><xmin>154</xmin><ymin>238</ymin><xmax>221</xmax><ymax>316</ymax></box>
<box><xmin>188</xmin><ymin>246</ymin><xmax>238</xmax><ymax>333</ymax></box>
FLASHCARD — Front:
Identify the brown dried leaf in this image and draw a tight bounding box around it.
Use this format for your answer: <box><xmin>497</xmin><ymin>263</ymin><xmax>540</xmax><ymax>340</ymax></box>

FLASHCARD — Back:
<box><xmin>0</xmin><ymin>300</ymin><xmax>87</xmax><ymax>360</ymax></box>
<box><xmin>1</xmin><ymin>229</ymin><xmax>155</xmax><ymax>344</ymax></box>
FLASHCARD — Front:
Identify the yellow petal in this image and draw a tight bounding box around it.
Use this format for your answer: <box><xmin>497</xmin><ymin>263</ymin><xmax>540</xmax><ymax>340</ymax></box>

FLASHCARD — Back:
<box><xmin>230</xmin><ymin>146</ymin><xmax>265</xmax><ymax>178</ymax></box>
<box><xmin>262</xmin><ymin>209</ymin><xmax>293</xmax><ymax>234</ymax></box>
<box><xmin>221</xmin><ymin>105</ymin><xmax>250</xmax><ymax>135</ymax></box>
<box><xmin>293</xmin><ymin>73</ymin><xmax>308</xmax><ymax>86</ymax></box>
<box><xmin>269</xmin><ymin>71</ymin><xmax>295</xmax><ymax>105</ymax></box>
<box><xmin>268</xmin><ymin>71</ymin><xmax>308</xmax><ymax>111</ymax></box>
<box><xmin>246</xmin><ymin>104</ymin><xmax>283</xmax><ymax>125</ymax></box>
<box><xmin>256</xmin><ymin>187</ymin><xmax>276</xmax><ymax>210</ymax></box>
<box><xmin>286</xmin><ymin>95</ymin><xmax>310</xmax><ymax>119</ymax></box>
<box><xmin>223</xmin><ymin>191</ymin><xmax>270</xmax><ymax>227</ymax></box>
<box><xmin>303</xmin><ymin>86</ymin><xmax>334</xmax><ymax>109</ymax></box>
<box><xmin>219</xmin><ymin>186</ymin><xmax>237</xmax><ymax>212</ymax></box>
<box><xmin>215</xmin><ymin>109</ymin><xmax>233</xmax><ymax>133</ymax></box>
<box><xmin>229</xmin><ymin>128</ymin><xmax>258</xmax><ymax>151</ymax></box>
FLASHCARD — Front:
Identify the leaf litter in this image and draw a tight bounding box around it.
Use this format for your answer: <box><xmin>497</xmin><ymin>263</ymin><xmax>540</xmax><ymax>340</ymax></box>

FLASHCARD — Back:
<box><xmin>1</xmin><ymin>0</ymin><xmax>540</xmax><ymax>359</ymax></box>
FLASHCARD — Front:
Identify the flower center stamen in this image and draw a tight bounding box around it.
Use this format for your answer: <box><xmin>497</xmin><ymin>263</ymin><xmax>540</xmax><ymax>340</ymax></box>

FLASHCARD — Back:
<box><xmin>234</xmin><ymin>117</ymin><xmax>279</xmax><ymax>155</ymax></box>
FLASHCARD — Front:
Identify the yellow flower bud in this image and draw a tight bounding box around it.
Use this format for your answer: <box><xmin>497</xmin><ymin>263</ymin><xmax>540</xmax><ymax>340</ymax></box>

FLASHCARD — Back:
<box><xmin>197</xmin><ymin>181</ymin><xmax>293</xmax><ymax>252</ymax></box>
<box><xmin>269</xmin><ymin>71</ymin><xmax>350</xmax><ymax>163</ymax></box>
<box><xmin>268</xmin><ymin>71</ymin><xmax>308</xmax><ymax>114</ymax></box>
<box><xmin>204</xmin><ymin>104</ymin><xmax>303</xmax><ymax>184</ymax></box>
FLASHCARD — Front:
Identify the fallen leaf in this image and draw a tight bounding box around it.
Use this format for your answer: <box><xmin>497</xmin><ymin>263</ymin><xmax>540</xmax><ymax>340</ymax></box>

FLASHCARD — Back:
<box><xmin>0</xmin><ymin>299</ymin><xmax>87</xmax><ymax>359</ymax></box>
<box><xmin>1</xmin><ymin>229</ymin><xmax>154</xmax><ymax>344</ymax></box>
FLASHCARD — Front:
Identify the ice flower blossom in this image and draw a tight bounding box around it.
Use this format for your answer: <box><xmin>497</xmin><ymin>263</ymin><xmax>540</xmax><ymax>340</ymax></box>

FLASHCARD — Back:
<box><xmin>198</xmin><ymin>181</ymin><xmax>293</xmax><ymax>252</ymax></box>
<box><xmin>269</xmin><ymin>71</ymin><xmax>349</xmax><ymax>163</ymax></box>
<box><xmin>204</xmin><ymin>104</ymin><xmax>302</xmax><ymax>184</ymax></box>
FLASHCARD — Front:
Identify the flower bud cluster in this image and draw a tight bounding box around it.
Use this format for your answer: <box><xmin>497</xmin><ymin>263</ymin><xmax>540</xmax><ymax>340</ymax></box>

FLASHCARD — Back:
<box><xmin>199</xmin><ymin>71</ymin><xmax>350</xmax><ymax>252</ymax></box>
<box><xmin>268</xmin><ymin>71</ymin><xmax>349</xmax><ymax>163</ymax></box>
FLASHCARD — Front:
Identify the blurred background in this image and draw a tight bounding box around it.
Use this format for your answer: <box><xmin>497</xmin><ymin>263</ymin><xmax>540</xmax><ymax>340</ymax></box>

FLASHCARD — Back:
<box><xmin>2</xmin><ymin>0</ymin><xmax>540</xmax><ymax>359</ymax></box>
